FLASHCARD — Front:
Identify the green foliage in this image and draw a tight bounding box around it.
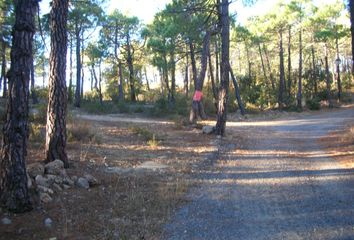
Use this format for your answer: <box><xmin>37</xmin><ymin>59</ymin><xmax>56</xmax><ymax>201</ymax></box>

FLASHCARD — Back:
<box><xmin>147</xmin><ymin>134</ymin><xmax>160</xmax><ymax>147</ymax></box>
<box><xmin>130</xmin><ymin>126</ymin><xmax>161</xmax><ymax>144</ymax></box>
<box><xmin>81</xmin><ymin>100</ymin><xmax>120</xmax><ymax>115</ymax></box>
<box><xmin>29</xmin><ymin>123</ymin><xmax>45</xmax><ymax>144</ymax></box>
<box><xmin>32</xmin><ymin>87</ymin><xmax>49</xmax><ymax>101</ymax></box>
<box><xmin>306</xmin><ymin>97</ymin><xmax>321</xmax><ymax>110</ymax></box>
<box><xmin>29</xmin><ymin>103</ymin><xmax>47</xmax><ymax>124</ymax></box>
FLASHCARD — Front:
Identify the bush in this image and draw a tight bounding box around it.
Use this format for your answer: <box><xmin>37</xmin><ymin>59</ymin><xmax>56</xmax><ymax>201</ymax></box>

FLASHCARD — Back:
<box><xmin>81</xmin><ymin>100</ymin><xmax>120</xmax><ymax>115</ymax></box>
<box><xmin>306</xmin><ymin>97</ymin><xmax>321</xmax><ymax>110</ymax></box>
<box><xmin>67</xmin><ymin>119</ymin><xmax>100</xmax><ymax>143</ymax></box>
<box><xmin>29</xmin><ymin>103</ymin><xmax>47</xmax><ymax>124</ymax></box>
<box><xmin>29</xmin><ymin>123</ymin><xmax>45</xmax><ymax>144</ymax></box>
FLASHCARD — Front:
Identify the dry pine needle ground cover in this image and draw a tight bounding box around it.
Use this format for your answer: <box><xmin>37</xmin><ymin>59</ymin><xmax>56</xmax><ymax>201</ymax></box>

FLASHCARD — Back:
<box><xmin>0</xmin><ymin>113</ymin><xmax>216</xmax><ymax>240</ymax></box>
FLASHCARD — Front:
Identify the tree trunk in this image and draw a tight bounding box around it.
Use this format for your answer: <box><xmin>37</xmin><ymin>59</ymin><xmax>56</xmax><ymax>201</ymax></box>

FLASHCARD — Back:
<box><xmin>264</xmin><ymin>44</ymin><xmax>275</xmax><ymax>90</ymax></box>
<box><xmin>215</xmin><ymin>0</ymin><xmax>230</xmax><ymax>136</ymax></box>
<box><xmin>278</xmin><ymin>30</ymin><xmax>285</xmax><ymax>109</ymax></box>
<box><xmin>1</xmin><ymin>40</ymin><xmax>7</xmax><ymax>98</ymax></box>
<box><xmin>118</xmin><ymin>60</ymin><xmax>124</xmax><ymax>101</ymax></box>
<box><xmin>169</xmin><ymin>50</ymin><xmax>176</xmax><ymax>104</ymax></box>
<box><xmin>325</xmin><ymin>44</ymin><xmax>332</xmax><ymax>107</ymax></box>
<box><xmin>287</xmin><ymin>26</ymin><xmax>292</xmax><ymax>100</ymax></box>
<box><xmin>189</xmin><ymin>41</ymin><xmax>197</xmax><ymax>88</ymax></box>
<box><xmin>335</xmin><ymin>36</ymin><xmax>342</xmax><ymax>100</ymax></box>
<box><xmin>45</xmin><ymin>0</ymin><xmax>69</xmax><ymax>168</ymax></box>
<box><xmin>98</xmin><ymin>60</ymin><xmax>103</xmax><ymax>105</ymax></box>
<box><xmin>30</xmin><ymin>54</ymin><xmax>38</xmax><ymax>104</ymax></box>
<box><xmin>184</xmin><ymin>50</ymin><xmax>189</xmax><ymax>97</ymax></box>
<box><xmin>144</xmin><ymin>67</ymin><xmax>150</xmax><ymax>91</ymax></box>
<box><xmin>126</xmin><ymin>33</ymin><xmax>136</xmax><ymax>102</ymax></box>
<box><xmin>208</xmin><ymin>49</ymin><xmax>218</xmax><ymax>103</ymax></box>
<box><xmin>189</xmin><ymin>31</ymin><xmax>210</xmax><ymax>123</ymax></box>
<box><xmin>311</xmin><ymin>45</ymin><xmax>317</xmax><ymax>95</ymax></box>
<box><xmin>68</xmin><ymin>35</ymin><xmax>73</xmax><ymax>103</ymax></box>
<box><xmin>0</xmin><ymin>0</ymin><xmax>38</xmax><ymax>213</ymax></box>
<box><xmin>229</xmin><ymin>63</ymin><xmax>245</xmax><ymax>115</ymax></box>
<box><xmin>349</xmin><ymin>0</ymin><xmax>354</xmax><ymax>81</ymax></box>
<box><xmin>297</xmin><ymin>29</ymin><xmax>303</xmax><ymax>109</ymax></box>
<box><xmin>215</xmin><ymin>38</ymin><xmax>220</xmax><ymax>85</ymax></box>
<box><xmin>74</xmin><ymin>23</ymin><xmax>81</xmax><ymax>107</ymax></box>
<box><xmin>80</xmin><ymin>37</ymin><xmax>84</xmax><ymax>99</ymax></box>
<box><xmin>258</xmin><ymin>43</ymin><xmax>269</xmax><ymax>91</ymax></box>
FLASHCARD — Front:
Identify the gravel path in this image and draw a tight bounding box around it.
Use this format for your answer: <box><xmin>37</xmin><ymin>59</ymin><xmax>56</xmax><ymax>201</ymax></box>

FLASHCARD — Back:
<box><xmin>163</xmin><ymin>107</ymin><xmax>354</xmax><ymax>240</ymax></box>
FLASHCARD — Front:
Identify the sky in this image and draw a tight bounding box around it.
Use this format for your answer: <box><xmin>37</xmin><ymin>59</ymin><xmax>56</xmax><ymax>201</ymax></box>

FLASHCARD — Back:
<box><xmin>39</xmin><ymin>0</ymin><xmax>278</xmax><ymax>25</ymax></box>
<box><xmin>40</xmin><ymin>0</ymin><xmax>341</xmax><ymax>25</ymax></box>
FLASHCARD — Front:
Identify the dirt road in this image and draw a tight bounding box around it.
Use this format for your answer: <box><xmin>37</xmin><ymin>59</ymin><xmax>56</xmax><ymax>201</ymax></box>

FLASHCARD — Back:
<box><xmin>164</xmin><ymin>107</ymin><xmax>354</xmax><ymax>240</ymax></box>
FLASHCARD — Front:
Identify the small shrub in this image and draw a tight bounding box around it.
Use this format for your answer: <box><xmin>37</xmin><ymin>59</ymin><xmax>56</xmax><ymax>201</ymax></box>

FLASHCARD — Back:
<box><xmin>340</xmin><ymin>92</ymin><xmax>353</xmax><ymax>103</ymax></box>
<box><xmin>130</xmin><ymin>126</ymin><xmax>162</xmax><ymax>143</ymax></box>
<box><xmin>67</xmin><ymin>119</ymin><xmax>100</xmax><ymax>143</ymax></box>
<box><xmin>306</xmin><ymin>98</ymin><xmax>321</xmax><ymax>110</ymax></box>
<box><xmin>130</xmin><ymin>126</ymin><xmax>154</xmax><ymax>141</ymax></box>
<box><xmin>81</xmin><ymin>101</ymin><xmax>120</xmax><ymax>115</ymax></box>
<box><xmin>29</xmin><ymin>123</ymin><xmax>45</xmax><ymax>144</ymax></box>
<box><xmin>29</xmin><ymin>103</ymin><xmax>47</xmax><ymax>124</ymax></box>
<box><xmin>117</xmin><ymin>102</ymin><xmax>131</xmax><ymax>113</ymax></box>
<box><xmin>147</xmin><ymin>134</ymin><xmax>160</xmax><ymax>147</ymax></box>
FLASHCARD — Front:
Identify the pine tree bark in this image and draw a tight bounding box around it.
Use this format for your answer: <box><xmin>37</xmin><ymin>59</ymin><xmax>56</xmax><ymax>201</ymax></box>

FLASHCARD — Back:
<box><xmin>74</xmin><ymin>22</ymin><xmax>81</xmax><ymax>107</ymax></box>
<box><xmin>1</xmin><ymin>40</ymin><xmax>7</xmax><ymax>97</ymax></box>
<box><xmin>297</xmin><ymin>29</ymin><xmax>303</xmax><ymax>109</ymax></box>
<box><xmin>215</xmin><ymin>0</ymin><xmax>229</xmax><ymax>136</ymax></box>
<box><xmin>349</xmin><ymin>0</ymin><xmax>354</xmax><ymax>80</ymax></box>
<box><xmin>118</xmin><ymin>60</ymin><xmax>124</xmax><ymax>101</ymax></box>
<box><xmin>264</xmin><ymin>44</ymin><xmax>275</xmax><ymax>90</ymax></box>
<box><xmin>189</xmin><ymin>41</ymin><xmax>198</xmax><ymax>88</ymax></box>
<box><xmin>0</xmin><ymin>0</ymin><xmax>39</xmax><ymax>213</ymax></box>
<box><xmin>45</xmin><ymin>0</ymin><xmax>69</xmax><ymax>168</ymax></box>
<box><xmin>208</xmin><ymin>50</ymin><xmax>218</xmax><ymax>103</ymax></box>
<box><xmin>325</xmin><ymin>44</ymin><xmax>332</xmax><ymax>107</ymax></box>
<box><xmin>184</xmin><ymin>50</ymin><xmax>189</xmax><ymax>97</ymax></box>
<box><xmin>30</xmin><ymin>54</ymin><xmax>38</xmax><ymax>104</ymax></box>
<box><xmin>189</xmin><ymin>31</ymin><xmax>210</xmax><ymax>123</ymax></box>
<box><xmin>287</xmin><ymin>26</ymin><xmax>292</xmax><ymax>100</ymax></box>
<box><xmin>311</xmin><ymin>46</ymin><xmax>317</xmax><ymax>95</ymax></box>
<box><xmin>335</xmin><ymin>35</ymin><xmax>342</xmax><ymax>100</ymax></box>
<box><xmin>278</xmin><ymin>30</ymin><xmax>285</xmax><ymax>109</ymax></box>
<box><xmin>126</xmin><ymin>33</ymin><xmax>136</xmax><ymax>102</ymax></box>
<box><xmin>68</xmin><ymin>35</ymin><xmax>73</xmax><ymax>103</ymax></box>
<box><xmin>229</xmin><ymin>62</ymin><xmax>245</xmax><ymax>115</ymax></box>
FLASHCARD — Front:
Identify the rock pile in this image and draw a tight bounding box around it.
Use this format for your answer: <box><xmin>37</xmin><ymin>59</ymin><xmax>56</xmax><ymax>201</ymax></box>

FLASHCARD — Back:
<box><xmin>26</xmin><ymin>160</ymin><xmax>99</xmax><ymax>203</ymax></box>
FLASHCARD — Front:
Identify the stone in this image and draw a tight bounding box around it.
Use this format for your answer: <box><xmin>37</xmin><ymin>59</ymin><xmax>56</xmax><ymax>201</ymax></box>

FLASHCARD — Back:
<box><xmin>202</xmin><ymin>125</ymin><xmax>214</xmax><ymax>134</ymax></box>
<box><xmin>44</xmin><ymin>218</ymin><xmax>53</xmax><ymax>228</ymax></box>
<box><xmin>52</xmin><ymin>183</ymin><xmax>63</xmax><ymax>192</ymax></box>
<box><xmin>27</xmin><ymin>162</ymin><xmax>45</xmax><ymax>178</ymax></box>
<box><xmin>45</xmin><ymin>160</ymin><xmax>64</xmax><ymax>175</ymax></box>
<box><xmin>71</xmin><ymin>176</ymin><xmax>78</xmax><ymax>182</ymax></box>
<box><xmin>27</xmin><ymin>173</ymin><xmax>33</xmax><ymax>189</ymax></box>
<box><xmin>84</xmin><ymin>174</ymin><xmax>99</xmax><ymax>187</ymax></box>
<box><xmin>35</xmin><ymin>175</ymin><xmax>50</xmax><ymax>187</ymax></box>
<box><xmin>37</xmin><ymin>185</ymin><xmax>54</xmax><ymax>195</ymax></box>
<box><xmin>46</xmin><ymin>174</ymin><xmax>63</xmax><ymax>185</ymax></box>
<box><xmin>63</xmin><ymin>176</ymin><xmax>75</xmax><ymax>186</ymax></box>
<box><xmin>1</xmin><ymin>217</ymin><xmax>12</xmax><ymax>225</ymax></box>
<box><xmin>63</xmin><ymin>184</ymin><xmax>71</xmax><ymax>190</ymax></box>
<box><xmin>76</xmin><ymin>177</ymin><xmax>90</xmax><ymax>189</ymax></box>
<box><xmin>39</xmin><ymin>192</ymin><xmax>53</xmax><ymax>203</ymax></box>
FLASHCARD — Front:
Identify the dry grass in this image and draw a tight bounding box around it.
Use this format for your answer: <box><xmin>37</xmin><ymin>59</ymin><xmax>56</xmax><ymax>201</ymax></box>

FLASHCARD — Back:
<box><xmin>1</xmin><ymin>114</ymin><xmax>215</xmax><ymax>240</ymax></box>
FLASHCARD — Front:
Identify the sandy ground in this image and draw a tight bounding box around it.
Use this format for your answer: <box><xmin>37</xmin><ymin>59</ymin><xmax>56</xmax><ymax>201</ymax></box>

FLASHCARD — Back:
<box><xmin>164</xmin><ymin>106</ymin><xmax>354</xmax><ymax>240</ymax></box>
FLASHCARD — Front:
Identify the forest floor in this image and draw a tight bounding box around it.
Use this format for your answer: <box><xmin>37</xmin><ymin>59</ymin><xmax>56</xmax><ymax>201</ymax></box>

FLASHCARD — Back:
<box><xmin>0</xmin><ymin>100</ymin><xmax>353</xmax><ymax>239</ymax></box>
